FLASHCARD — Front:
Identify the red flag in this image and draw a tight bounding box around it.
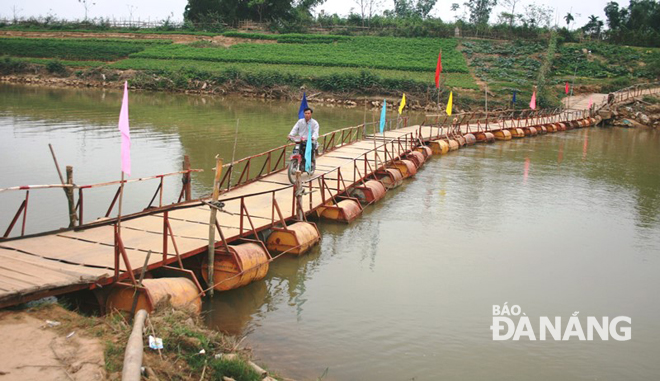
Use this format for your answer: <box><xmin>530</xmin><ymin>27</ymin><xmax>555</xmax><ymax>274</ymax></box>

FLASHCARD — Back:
<box><xmin>435</xmin><ymin>50</ymin><xmax>442</xmax><ymax>88</ymax></box>
<box><xmin>565</xmin><ymin>82</ymin><xmax>569</xmax><ymax>95</ymax></box>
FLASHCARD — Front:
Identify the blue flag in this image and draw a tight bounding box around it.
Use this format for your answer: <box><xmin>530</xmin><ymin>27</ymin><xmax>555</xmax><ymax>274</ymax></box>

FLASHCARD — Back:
<box><xmin>304</xmin><ymin>121</ymin><xmax>313</xmax><ymax>172</ymax></box>
<box><xmin>379</xmin><ymin>99</ymin><xmax>386</xmax><ymax>133</ymax></box>
<box><xmin>512</xmin><ymin>90</ymin><xmax>517</xmax><ymax>103</ymax></box>
<box><xmin>298</xmin><ymin>92</ymin><xmax>309</xmax><ymax>119</ymax></box>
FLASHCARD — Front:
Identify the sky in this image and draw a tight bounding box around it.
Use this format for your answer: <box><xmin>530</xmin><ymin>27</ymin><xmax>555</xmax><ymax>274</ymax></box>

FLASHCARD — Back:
<box><xmin>0</xmin><ymin>0</ymin><xmax>626</xmax><ymax>30</ymax></box>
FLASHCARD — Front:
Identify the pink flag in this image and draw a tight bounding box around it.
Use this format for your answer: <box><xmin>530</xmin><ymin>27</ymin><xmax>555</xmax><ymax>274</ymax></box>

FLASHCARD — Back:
<box><xmin>530</xmin><ymin>91</ymin><xmax>536</xmax><ymax>110</ymax></box>
<box><xmin>588</xmin><ymin>96</ymin><xmax>593</xmax><ymax>108</ymax></box>
<box><xmin>118</xmin><ymin>81</ymin><xmax>131</xmax><ymax>176</ymax></box>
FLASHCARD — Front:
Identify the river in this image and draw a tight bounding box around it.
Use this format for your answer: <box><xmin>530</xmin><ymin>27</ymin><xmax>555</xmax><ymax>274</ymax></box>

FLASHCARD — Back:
<box><xmin>1</xmin><ymin>83</ymin><xmax>659</xmax><ymax>380</ymax></box>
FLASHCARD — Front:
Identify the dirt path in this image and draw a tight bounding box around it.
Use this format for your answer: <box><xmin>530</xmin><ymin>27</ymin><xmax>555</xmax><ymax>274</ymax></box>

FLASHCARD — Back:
<box><xmin>0</xmin><ymin>306</ymin><xmax>105</xmax><ymax>380</ymax></box>
<box><xmin>0</xmin><ymin>30</ymin><xmax>274</xmax><ymax>47</ymax></box>
<box><xmin>562</xmin><ymin>93</ymin><xmax>608</xmax><ymax>110</ymax></box>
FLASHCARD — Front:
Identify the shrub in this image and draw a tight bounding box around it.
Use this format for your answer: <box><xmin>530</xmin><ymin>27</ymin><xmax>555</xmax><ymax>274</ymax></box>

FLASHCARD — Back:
<box><xmin>46</xmin><ymin>59</ymin><xmax>67</xmax><ymax>75</ymax></box>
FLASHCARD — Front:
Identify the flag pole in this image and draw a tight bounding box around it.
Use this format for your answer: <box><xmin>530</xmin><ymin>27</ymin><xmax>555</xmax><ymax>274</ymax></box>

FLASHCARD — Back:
<box><xmin>116</xmin><ymin>81</ymin><xmax>131</xmax><ymax>256</ymax></box>
<box><xmin>117</xmin><ymin>172</ymin><xmax>125</xmax><ymax>229</ymax></box>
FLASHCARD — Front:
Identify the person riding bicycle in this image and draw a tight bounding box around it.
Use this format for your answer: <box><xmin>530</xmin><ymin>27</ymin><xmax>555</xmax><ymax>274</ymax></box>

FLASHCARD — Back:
<box><xmin>288</xmin><ymin>107</ymin><xmax>319</xmax><ymax>171</ymax></box>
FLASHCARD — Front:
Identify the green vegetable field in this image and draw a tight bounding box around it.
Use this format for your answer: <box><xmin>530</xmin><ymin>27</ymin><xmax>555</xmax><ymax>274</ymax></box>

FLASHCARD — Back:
<box><xmin>130</xmin><ymin>37</ymin><xmax>467</xmax><ymax>73</ymax></box>
<box><xmin>0</xmin><ymin>38</ymin><xmax>169</xmax><ymax>61</ymax></box>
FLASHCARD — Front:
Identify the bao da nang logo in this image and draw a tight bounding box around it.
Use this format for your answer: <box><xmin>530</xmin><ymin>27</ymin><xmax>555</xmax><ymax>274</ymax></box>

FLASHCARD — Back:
<box><xmin>490</xmin><ymin>303</ymin><xmax>631</xmax><ymax>341</ymax></box>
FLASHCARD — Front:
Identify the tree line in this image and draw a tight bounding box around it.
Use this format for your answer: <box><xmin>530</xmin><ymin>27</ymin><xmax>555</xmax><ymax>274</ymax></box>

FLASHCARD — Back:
<box><xmin>182</xmin><ymin>0</ymin><xmax>660</xmax><ymax>47</ymax></box>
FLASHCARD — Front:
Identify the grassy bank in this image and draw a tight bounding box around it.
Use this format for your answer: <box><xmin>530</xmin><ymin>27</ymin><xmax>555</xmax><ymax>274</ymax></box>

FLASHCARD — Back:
<box><xmin>1</xmin><ymin>32</ymin><xmax>658</xmax><ymax>109</ymax></box>
<box><xmin>6</xmin><ymin>301</ymin><xmax>273</xmax><ymax>381</ymax></box>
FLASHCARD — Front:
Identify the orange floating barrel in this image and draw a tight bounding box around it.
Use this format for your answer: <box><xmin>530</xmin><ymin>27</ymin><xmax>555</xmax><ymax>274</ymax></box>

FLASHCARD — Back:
<box><xmin>508</xmin><ymin>128</ymin><xmax>525</xmax><ymax>138</ymax></box>
<box><xmin>392</xmin><ymin>159</ymin><xmax>417</xmax><ymax>178</ymax></box>
<box><xmin>546</xmin><ymin>124</ymin><xmax>556</xmax><ymax>133</ymax></box>
<box><xmin>266</xmin><ymin>222</ymin><xmax>320</xmax><ymax>256</ymax></box>
<box><xmin>429</xmin><ymin>139</ymin><xmax>449</xmax><ymax>154</ymax></box>
<box><xmin>494</xmin><ymin>129</ymin><xmax>512</xmax><ymax>140</ymax></box>
<box><xmin>377</xmin><ymin>168</ymin><xmax>403</xmax><ymax>189</ymax></box>
<box><xmin>407</xmin><ymin>151</ymin><xmax>426</xmax><ymax>168</ymax></box>
<box><xmin>318</xmin><ymin>199</ymin><xmax>362</xmax><ymax>223</ymax></box>
<box><xmin>447</xmin><ymin>139</ymin><xmax>460</xmax><ymax>151</ymax></box>
<box><xmin>106</xmin><ymin>277</ymin><xmax>202</xmax><ymax>314</ymax></box>
<box><xmin>202</xmin><ymin>242</ymin><xmax>270</xmax><ymax>291</ymax></box>
<box><xmin>351</xmin><ymin>179</ymin><xmax>387</xmax><ymax>204</ymax></box>
<box><xmin>415</xmin><ymin>145</ymin><xmax>433</xmax><ymax>159</ymax></box>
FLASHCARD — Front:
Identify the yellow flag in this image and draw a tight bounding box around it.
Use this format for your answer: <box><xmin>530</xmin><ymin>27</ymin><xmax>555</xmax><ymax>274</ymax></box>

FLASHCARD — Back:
<box><xmin>446</xmin><ymin>91</ymin><xmax>453</xmax><ymax>116</ymax></box>
<box><xmin>398</xmin><ymin>93</ymin><xmax>406</xmax><ymax>114</ymax></box>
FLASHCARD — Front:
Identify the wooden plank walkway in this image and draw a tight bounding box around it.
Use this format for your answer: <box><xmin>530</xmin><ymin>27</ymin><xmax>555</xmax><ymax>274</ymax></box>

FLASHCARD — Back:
<box><xmin>0</xmin><ymin>109</ymin><xmax>604</xmax><ymax>307</ymax></box>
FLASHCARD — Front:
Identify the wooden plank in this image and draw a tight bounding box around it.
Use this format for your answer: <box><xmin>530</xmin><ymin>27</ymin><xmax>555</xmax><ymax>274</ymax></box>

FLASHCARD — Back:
<box><xmin>0</xmin><ymin>249</ymin><xmax>107</xmax><ymax>299</ymax></box>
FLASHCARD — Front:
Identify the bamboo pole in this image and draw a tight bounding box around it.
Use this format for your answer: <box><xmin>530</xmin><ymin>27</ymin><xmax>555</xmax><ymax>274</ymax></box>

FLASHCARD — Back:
<box><xmin>65</xmin><ymin>166</ymin><xmax>77</xmax><ymax>228</ymax></box>
<box><xmin>183</xmin><ymin>155</ymin><xmax>191</xmax><ymax>201</ymax></box>
<box><xmin>122</xmin><ymin>309</ymin><xmax>148</xmax><ymax>381</ymax></box>
<box><xmin>207</xmin><ymin>155</ymin><xmax>223</xmax><ymax>297</ymax></box>
<box><xmin>48</xmin><ymin>144</ymin><xmax>77</xmax><ymax>227</ymax></box>
<box><xmin>117</xmin><ymin>172</ymin><xmax>125</xmax><ymax>231</ymax></box>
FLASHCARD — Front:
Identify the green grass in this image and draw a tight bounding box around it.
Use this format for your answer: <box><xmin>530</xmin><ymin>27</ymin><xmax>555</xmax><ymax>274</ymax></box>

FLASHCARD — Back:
<box><xmin>209</xmin><ymin>358</ymin><xmax>262</xmax><ymax>381</ymax></box>
<box><xmin>131</xmin><ymin>36</ymin><xmax>468</xmax><ymax>73</ymax></box>
<box><xmin>223</xmin><ymin>31</ymin><xmax>351</xmax><ymax>44</ymax></box>
<box><xmin>109</xmin><ymin>58</ymin><xmax>477</xmax><ymax>89</ymax></box>
<box><xmin>9</xmin><ymin>57</ymin><xmax>106</xmax><ymax>67</ymax></box>
<box><xmin>0</xmin><ymin>37</ymin><xmax>171</xmax><ymax>61</ymax></box>
<box><xmin>104</xmin><ymin>340</ymin><xmax>124</xmax><ymax>373</ymax></box>
<box><xmin>555</xmin><ymin>42</ymin><xmax>660</xmax><ymax>79</ymax></box>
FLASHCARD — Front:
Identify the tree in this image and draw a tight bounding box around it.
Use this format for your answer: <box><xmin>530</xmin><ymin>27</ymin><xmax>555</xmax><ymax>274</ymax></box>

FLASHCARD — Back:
<box><xmin>354</xmin><ymin>0</ymin><xmax>383</xmax><ymax>26</ymax></box>
<box><xmin>416</xmin><ymin>0</ymin><xmax>438</xmax><ymax>18</ymax></box>
<box><xmin>464</xmin><ymin>0</ymin><xmax>498</xmax><ymax>26</ymax></box>
<box><xmin>564</xmin><ymin>12</ymin><xmax>574</xmax><ymax>30</ymax></box>
<box><xmin>582</xmin><ymin>15</ymin><xmax>604</xmax><ymax>38</ymax></box>
<box><xmin>604</xmin><ymin>2</ymin><xmax>624</xmax><ymax>30</ymax></box>
<box><xmin>523</xmin><ymin>4</ymin><xmax>553</xmax><ymax>28</ymax></box>
<box><xmin>78</xmin><ymin>0</ymin><xmax>95</xmax><ymax>21</ymax></box>
<box><xmin>184</xmin><ymin>0</ymin><xmax>324</xmax><ymax>26</ymax></box>
<box><xmin>393</xmin><ymin>0</ymin><xmax>415</xmax><ymax>17</ymax></box>
<box><xmin>501</xmin><ymin>0</ymin><xmax>520</xmax><ymax>27</ymax></box>
<box><xmin>391</xmin><ymin>0</ymin><xmax>437</xmax><ymax>18</ymax></box>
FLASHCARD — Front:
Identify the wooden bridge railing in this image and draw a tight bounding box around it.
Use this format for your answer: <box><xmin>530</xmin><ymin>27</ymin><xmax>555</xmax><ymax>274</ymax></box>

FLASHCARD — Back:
<box><xmin>423</xmin><ymin>108</ymin><xmax>590</xmax><ymax>133</ymax></box>
<box><xmin>215</xmin><ymin>119</ymin><xmax>412</xmax><ymax>194</ymax></box>
<box><xmin>608</xmin><ymin>82</ymin><xmax>660</xmax><ymax>106</ymax></box>
<box><xmin>0</xmin><ymin>166</ymin><xmax>202</xmax><ymax>239</ymax></box>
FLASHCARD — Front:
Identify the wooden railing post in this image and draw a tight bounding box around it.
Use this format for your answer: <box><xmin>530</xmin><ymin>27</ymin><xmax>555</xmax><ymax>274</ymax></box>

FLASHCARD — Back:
<box><xmin>182</xmin><ymin>155</ymin><xmax>191</xmax><ymax>202</ymax></box>
<box><xmin>207</xmin><ymin>156</ymin><xmax>223</xmax><ymax>297</ymax></box>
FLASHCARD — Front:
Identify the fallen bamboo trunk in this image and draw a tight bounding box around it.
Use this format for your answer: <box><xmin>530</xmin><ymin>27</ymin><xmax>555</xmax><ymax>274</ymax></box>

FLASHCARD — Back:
<box><xmin>122</xmin><ymin>309</ymin><xmax>148</xmax><ymax>381</ymax></box>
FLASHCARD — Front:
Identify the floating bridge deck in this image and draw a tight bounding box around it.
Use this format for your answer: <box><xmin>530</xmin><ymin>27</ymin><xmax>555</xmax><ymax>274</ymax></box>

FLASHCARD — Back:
<box><xmin>1</xmin><ymin>85</ymin><xmax>658</xmax><ymax>309</ymax></box>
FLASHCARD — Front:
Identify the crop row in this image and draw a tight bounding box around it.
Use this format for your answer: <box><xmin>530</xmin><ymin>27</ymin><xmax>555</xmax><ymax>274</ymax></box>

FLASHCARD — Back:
<box><xmin>0</xmin><ymin>37</ymin><xmax>170</xmax><ymax>61</ymax></box>
<box><xmin>110</xmin><ymin>58</ymin><xmax>477</xmax><ymax>89</ymax></box>
<box><xmin>555</xmin><ymin>43</ymin><xmax>659</xmax><ymax>79</ymax></box>
<box><xmin>8</xmin><ymin>57</ymin><xmax>106</xmax><ymax>67</ymax></box>
<box><xmin>223</xmin><ymin>32</ymin><xmax>350</xmax><ymax>44</ymax></box>
<box><xmin>131</xmin><ymin>37</ymin><xmax>469</xmax><ymax>73</ymax></box>
<box><xmin>461</xmin><ymin>40</ymin><xmax>547</xmax><ymax>58</ymax></box>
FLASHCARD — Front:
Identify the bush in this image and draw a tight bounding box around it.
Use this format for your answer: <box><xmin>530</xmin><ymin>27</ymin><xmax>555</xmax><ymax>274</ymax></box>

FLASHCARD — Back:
<box><xmin>0</xmin><ymin>56</ymin><xmax>28</xmax><ymax>74</ymax></box>
<box><xmin>46</xmin><ymin>59</ymin><xmax>67</xmax><ymax>75</ymax></box>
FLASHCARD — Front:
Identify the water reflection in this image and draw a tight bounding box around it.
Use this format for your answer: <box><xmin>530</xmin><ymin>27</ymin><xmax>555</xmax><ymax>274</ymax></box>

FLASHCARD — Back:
<box><xmin>1</xmin><ymin>83</ymin><xmax>411</xmax><ymax>234</ymax></box>
<box><xmin>2</xmin><ymin>84</ymin><xmax>660</xmax><ymax>380</ymax></box>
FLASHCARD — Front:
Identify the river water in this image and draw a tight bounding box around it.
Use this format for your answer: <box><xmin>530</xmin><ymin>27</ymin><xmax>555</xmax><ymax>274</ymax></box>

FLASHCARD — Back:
<box><xmin>1</xmin><ymin>84</ymin><xmax>659</xmax><ymax>380</ymax></box>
